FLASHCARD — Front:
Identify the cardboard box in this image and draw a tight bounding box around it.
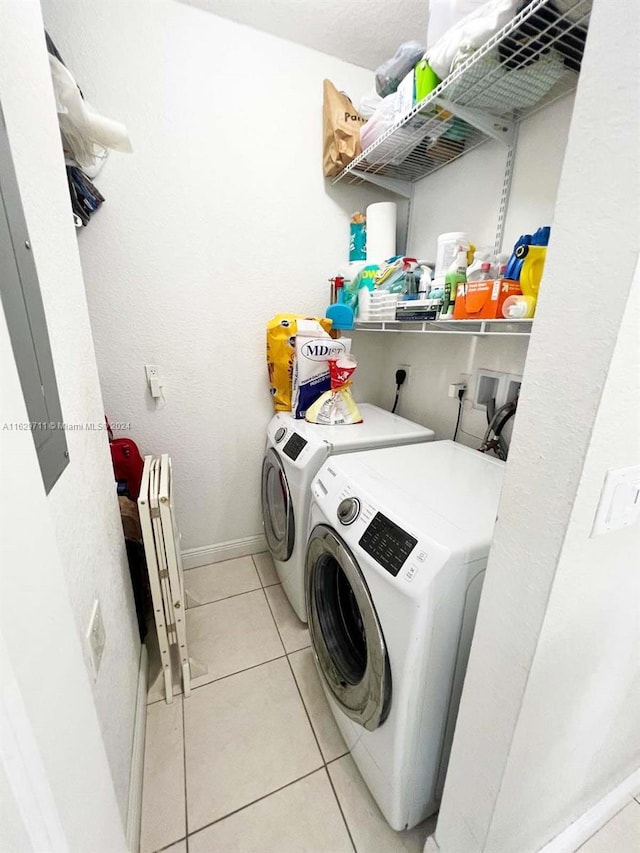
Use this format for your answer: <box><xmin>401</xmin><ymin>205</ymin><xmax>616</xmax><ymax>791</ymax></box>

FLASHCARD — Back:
<box><xmin>453</xmin><ymin>278</ymin><xmax>522</xmax><ymax>320</ymax></box>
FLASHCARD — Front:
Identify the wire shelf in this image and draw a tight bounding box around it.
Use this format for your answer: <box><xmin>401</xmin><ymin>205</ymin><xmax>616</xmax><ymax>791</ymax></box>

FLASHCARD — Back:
<box><xmin>353</xmin><ymin>319</ymin><xmax>533</xmax><ymax>336</ymax></box>
<box><xmin>333</xmin><ymin>0</ymin><xmax>591</xmax><ymax>191</ymax></box>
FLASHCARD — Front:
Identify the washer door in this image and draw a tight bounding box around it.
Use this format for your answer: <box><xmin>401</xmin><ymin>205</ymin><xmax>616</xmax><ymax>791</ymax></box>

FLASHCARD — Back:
<box><xmin>306</xmin><ymin>524</ymin><xmax>391</xmax><ymax>732</ymax></box>
<box><xmin>261</xmin><ymin>448</ymin><xmax>294</xmax><ymax>562</ymax></box>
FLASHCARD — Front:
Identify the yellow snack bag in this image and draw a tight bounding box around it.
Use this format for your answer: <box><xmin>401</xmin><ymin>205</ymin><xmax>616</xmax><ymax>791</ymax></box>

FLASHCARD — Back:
<box><xmin>266</xmin><ymin>314</ymin><xmax>332</xmax><ymax>412</ymax></box>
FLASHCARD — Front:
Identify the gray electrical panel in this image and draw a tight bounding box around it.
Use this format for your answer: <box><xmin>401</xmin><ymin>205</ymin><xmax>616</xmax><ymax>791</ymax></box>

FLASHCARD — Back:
<box><xmin>0</xmin><ymin>108</ymin><xmax>69</xmax><ymax>493</ymax></box>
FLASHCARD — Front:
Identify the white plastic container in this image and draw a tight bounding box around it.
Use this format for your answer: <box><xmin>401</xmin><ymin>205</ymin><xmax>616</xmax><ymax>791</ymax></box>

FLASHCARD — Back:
<box><xmin>358</xmin><ymin>287</ymin><xmax>372</xmax><ymax>321</ymax></box>
<box><xmin>435</xmin><ymin>231</ymin><xmax>469</xmax><ymax>279</ymax></box>
<box><xmin>366</xmin><ymin>291</ymin><xmax>399</xmax><ymax>321</ymax></box>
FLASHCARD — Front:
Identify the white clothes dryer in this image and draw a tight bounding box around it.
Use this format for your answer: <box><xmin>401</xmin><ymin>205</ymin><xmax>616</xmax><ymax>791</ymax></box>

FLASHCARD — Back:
<box><xmin>261</xmin><ymin>404</ymin><xmax>434</xmax><ymax>622</ymax></box>
<box><xmin>305</xmin><ymin>441</ymin><xmax>505</xmax><ymax>830</ymax></box>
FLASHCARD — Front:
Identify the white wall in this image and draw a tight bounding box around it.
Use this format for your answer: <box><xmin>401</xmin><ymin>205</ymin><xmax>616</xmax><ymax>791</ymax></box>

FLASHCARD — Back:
<box><xmin>0</xmin><ymin>0</ymin><xmax>139</xmax><ymax>826</ymax></box>
<box><xmin>1</xmin><ymin>306</ymin><xmax>128</xmax><ymax>852</ymax></box>
<box><xmin>353</xmin><ymin>94</ymin><xmax>575</xmax><ymax>445</ymax></box>
<box><xmin>42</xmin><ymin>0</ymin><xmax>397</xmax><ymax>555</ymax></box>
<box><xmin>430</xmin><ymin>0</ymin><xmax>640</xmax><ymax>849</ymax></box>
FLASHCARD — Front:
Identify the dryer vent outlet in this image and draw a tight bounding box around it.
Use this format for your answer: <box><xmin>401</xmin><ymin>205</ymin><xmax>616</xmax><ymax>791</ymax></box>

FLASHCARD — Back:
<box><xmin>506</xmin><ymin>378</ymin><xmax>522</xmax><ymax>403</ymax></box>
<box><xmin>475</xmin><ymin>372</ymin><xmax>500</xmax><ymax>408</ymax></box>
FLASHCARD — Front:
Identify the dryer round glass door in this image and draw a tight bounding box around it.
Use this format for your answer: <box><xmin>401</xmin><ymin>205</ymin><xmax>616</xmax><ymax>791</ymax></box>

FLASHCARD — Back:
<box><xmin>306</xmin><ymin>524</ymin><xmax>391</xmax><ymax>732</ymax></box>
<box><xmin>261</xmin><ymin>449</ymin><xmax>294</xmax><ymax>562</ymax></box>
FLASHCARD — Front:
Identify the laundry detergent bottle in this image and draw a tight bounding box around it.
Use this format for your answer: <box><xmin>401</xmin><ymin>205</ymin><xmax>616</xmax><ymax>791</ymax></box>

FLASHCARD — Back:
<box><xmin>441</xmin><ymin>247</ymin><xmax>467</xmax><ymax>318</ymax></box>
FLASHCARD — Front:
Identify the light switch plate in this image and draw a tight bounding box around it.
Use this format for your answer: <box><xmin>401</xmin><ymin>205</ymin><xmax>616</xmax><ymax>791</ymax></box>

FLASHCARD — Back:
<box><xmin>591</xmin><ymin>465</ymin><xmax>640</xmax><ymax>537</ymax></box>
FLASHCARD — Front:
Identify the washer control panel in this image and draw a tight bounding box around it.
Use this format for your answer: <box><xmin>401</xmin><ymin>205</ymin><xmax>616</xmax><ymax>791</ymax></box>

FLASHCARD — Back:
<box><xmin>283</xmin><ymin>432</ymin><xmax>307</xmax><ymax>461</ymax></box>
<box><xmin>359</xmin><ymin>512</ymin><xmax>418</xmax><ymax>577</ymax></box>
<box><xmin>337</xmin><ymin>497</ymin><xmax>360</xmax><ymax>525</ymax></box>
<box><xmin>274</xmin><ymin>426</ymin><xmax>287</xmax><ymax>443</ymax></box>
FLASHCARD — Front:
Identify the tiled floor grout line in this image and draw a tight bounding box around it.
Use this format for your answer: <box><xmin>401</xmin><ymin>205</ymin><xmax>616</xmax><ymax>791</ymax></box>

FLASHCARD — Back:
<box><xmin>260</xmin><ymin>585</ymin><xmax>289</xmax><ymax>656</ymax></box>
<box><xmin>250</xmin><ymin>553</ymin><xmax>280</xmax><ymax>588</ymax></box>
<box><xmin>146</xmin><ymin>652</ymin><xmax>289</xmax><ymax>706</ymax></box>
<box><xmin>182</xmin><ymin>561</ymin><xmax>278</xmax><ymax>611</ymax></box>
<box><xmin>152</xmin><ymin>837</ymin><xmax>188</xmax><ymax>853</ymax></box>
<box><xmin>284</xmin><ymin>651</ymin><xmax>326</xmax><ymax>764</ymax></box>
<box><xmin>150</xmin><ymin>555</ymin><xmax>354</xmax><ymax>851</ymax></box>
<box><xmin>283</xmin><ymin>647</ymin><xmax>359</xmax><ymax>853</ymax></box>
<box><xmin>181</xmin><ymin>696</ymin><xmax>189</xmax><ymax>853</ymax></box>
<box><xmin>324</xmin><ymin>765</ymin><xmax>359</xmax><ymax>853</ymax></box>
<box><xmin>185</xmin><ymin>767</ymin><xmax>323</xmax><ymax>842</ymax></box>
<box><xmin>261</xmin><ymin>580</ymin><xmax>360</xmax><ymax>848</ymax></box>
<box><xmin>184</xmin><ymin>585</ymin><xmax>263</xmax><ymax>611</ymax></box>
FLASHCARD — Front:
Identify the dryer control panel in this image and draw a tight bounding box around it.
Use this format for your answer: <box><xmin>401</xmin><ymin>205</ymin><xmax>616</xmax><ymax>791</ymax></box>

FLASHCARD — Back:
<box><xmin>359</xmin><ymin>512</ymin><xmax>418</xmax><ymax>577</ymax></box>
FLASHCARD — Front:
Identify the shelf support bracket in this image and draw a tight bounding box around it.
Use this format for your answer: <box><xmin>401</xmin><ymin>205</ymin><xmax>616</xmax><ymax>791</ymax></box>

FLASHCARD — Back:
<box><xmin>494</xmin><ymin>124</ymin><xmax>519</xmax><ymax>255</ymax></box>
<box><xmin>433</xmin><ymin>99</ymin><xmax>515</xmax><ymax>147</ymax></box>
<box><xmin>349</xmin><ymin>170</ymin><xmax>413</xmax><ymax>199</ymax></box>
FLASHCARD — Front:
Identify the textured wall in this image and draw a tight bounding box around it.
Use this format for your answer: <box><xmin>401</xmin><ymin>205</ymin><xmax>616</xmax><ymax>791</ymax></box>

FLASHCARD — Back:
<box><xmin>432</xmin><ymin>0</ymin><xmax>640</xmax><ymax>849</ymax></box>
<box><xmin>42</xmin><ymin>0</ymin><xmax>395</xmax><ymax>554</ymax></box>
<box><xmin>0</xmin><ymin>0</ymin><xmax>140</xmax><ymax>825</ymax></box>
<box><xmin>0</xmin><ymin>5</ymin><xmax>131</xmax><ymax>845</ymax></box>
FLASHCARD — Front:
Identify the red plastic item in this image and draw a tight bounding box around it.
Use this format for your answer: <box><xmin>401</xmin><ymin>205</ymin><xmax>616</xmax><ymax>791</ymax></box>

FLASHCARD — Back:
<box><xmin>106</xmin><ymin>417</ymin><xmax>144</xmax><ymax>500</ymax></box>
<box><xmin>328</xmin><ymin>357</ymin><xmax>357</xmax><ymax>389</ymax></box>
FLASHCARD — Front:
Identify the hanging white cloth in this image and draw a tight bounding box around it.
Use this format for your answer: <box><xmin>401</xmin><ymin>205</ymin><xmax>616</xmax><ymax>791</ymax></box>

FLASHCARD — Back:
<box><xmin>49</xmin><ymin>55</ymin><xmax>132</xmax><ymax>168</ymax></box>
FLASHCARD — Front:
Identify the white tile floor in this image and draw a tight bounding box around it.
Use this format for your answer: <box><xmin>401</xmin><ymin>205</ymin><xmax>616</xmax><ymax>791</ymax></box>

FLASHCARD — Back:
<box><xmin>140</xmin><ymin>553</ymin><xmax>640</xmax><ymax>853</ymax></box>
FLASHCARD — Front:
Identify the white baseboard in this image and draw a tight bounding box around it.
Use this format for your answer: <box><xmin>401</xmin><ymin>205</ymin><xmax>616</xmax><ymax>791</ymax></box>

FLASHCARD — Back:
<box><xmin>182</xmin><ymin>534</ymin><xmax>267</xmax><ymax>570</ymax></box>
<box><xmin>424</xmin><ymin>768</ymin><xmax>640</xmax><ymax>853</ymax></box>
<box><xmin>126</xmin><ymin>644</ymin><xmax>148</xmax><ymax>853</ymax></box>
<box><xmin>539</xmin><ymin>767</ymin><xmax>640</xmax><ymax>853</ymax></box>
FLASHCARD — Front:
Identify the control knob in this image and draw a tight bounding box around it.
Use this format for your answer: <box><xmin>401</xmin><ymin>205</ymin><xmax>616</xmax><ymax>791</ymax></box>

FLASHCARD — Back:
<box><xmin>337</xmin><ymin>497</ymin><xmax>360</xmax><ymax>525</ymax></box>
<box><xmin>274</xmin><ymin>427</ymin><xmax>286</xmax><ymax>443</ymax></box>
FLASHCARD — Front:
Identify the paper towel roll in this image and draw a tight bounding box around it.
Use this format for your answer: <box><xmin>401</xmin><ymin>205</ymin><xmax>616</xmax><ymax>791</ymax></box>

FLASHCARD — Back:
<box><xmin>366</xmin><ymin>202</ymin><xmax>397</xmax><ymax>264</ymax></box>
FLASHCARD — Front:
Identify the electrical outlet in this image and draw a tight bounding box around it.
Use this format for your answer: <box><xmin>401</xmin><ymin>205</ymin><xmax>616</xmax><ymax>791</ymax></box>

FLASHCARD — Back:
<box><xmin>145</xmin><ymin>364</ymin><xmax>163</xmax><ymax>399</ymax></box>
<box><xmin>86</xmin><ymin>599</ymin><xmax>106</xmax><ymax>680</ymax></box>
<box><xmin>396</xmin><ymin>364</ymin><xmax>412</xmax><ymax>385</ymax></box>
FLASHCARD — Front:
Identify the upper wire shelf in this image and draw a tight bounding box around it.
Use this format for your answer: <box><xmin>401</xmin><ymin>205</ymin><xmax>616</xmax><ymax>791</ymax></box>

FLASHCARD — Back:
<box><xmin>332</xmin><ymin>0</ymin><xmax>591</xmax><ymax>193</ymax></box>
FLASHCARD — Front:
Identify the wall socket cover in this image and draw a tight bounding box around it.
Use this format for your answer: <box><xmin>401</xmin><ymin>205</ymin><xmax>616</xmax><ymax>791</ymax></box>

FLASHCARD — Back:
<box><xmin>396</xmin><ymin>363</ymin><xmax>412</xmax><ymax>385</ymax></box>
<box><xmin>86</xmin><ymin>599</ymin><xmax>106</xmax><ymax>680</ymax></box>
<box><xmin>591</xmin><ymin>465</ymin><xmax>640</xmax><ymax>536</ymax></box>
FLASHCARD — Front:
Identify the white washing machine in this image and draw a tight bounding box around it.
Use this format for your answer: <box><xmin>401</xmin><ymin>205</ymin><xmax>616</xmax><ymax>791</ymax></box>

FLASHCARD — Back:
<box><xmin>261</xmin><ymin>404</ymin><xmax>434</xmax><ymax>622</ymax></box>
<box><xmin>305</xmin><ymin>441</ymin><xmax>505</xmax><ymax>830</ymax></box>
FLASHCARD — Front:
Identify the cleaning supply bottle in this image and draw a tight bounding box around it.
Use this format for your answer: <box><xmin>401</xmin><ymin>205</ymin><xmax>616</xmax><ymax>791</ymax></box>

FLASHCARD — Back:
<box><xmin>479</xmin><ymin>261</ymin><xmax>493</xmax><ymax>280</ymax></box>
<box><xmin>417</xmin><ymin>263</ymin><xmax>433</xmax><ymax>299</ymax></box>
<box><xmin>441</xmin><ymin>247</ymin><xmax>467</xmax><ymax>318</ymax></box>
<box><xmin>467</xmin><ymin>249</ymin><xmax>491</xmax><ymax>281</ymax></box>
<box><xmin>494</xmin><ymin>252</ymin><xmax>509</xmax><ymax>278</ymax></box>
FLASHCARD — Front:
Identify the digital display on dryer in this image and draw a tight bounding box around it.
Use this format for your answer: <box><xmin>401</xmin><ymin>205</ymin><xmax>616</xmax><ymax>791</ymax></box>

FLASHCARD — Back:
<box><xmin>283</xmin><ymin>433</ymin><xmax>307</xmax><ymax>461</ymax></box>
<box><xmin>359</xmin><ymin>512</ymin><xmax>417</xmax><ymax>576</ymax></box>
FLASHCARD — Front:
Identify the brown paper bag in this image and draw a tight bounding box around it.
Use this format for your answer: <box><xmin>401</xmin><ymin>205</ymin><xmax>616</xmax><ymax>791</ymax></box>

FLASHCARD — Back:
<box><xmin>323</xmin><ymin>79</ymin><xmax>366</xmax><ymax>177</ymax></box>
